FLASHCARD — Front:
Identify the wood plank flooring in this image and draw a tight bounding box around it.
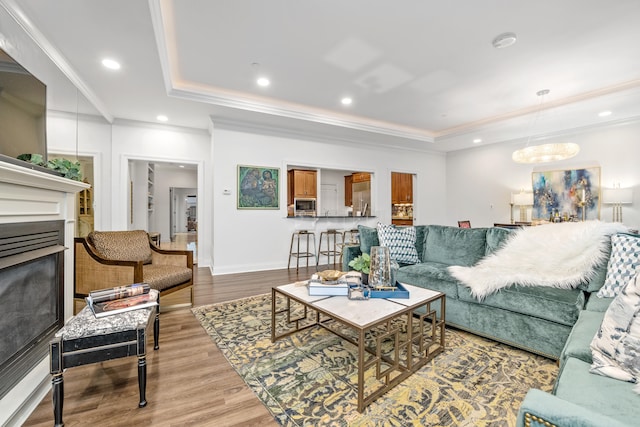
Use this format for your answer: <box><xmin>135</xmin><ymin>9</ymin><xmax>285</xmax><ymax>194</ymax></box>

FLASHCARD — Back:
<box><xmin>23</xmin><ymin>264</ymin><xmax>332</xmax><ymax>427</ymax></box>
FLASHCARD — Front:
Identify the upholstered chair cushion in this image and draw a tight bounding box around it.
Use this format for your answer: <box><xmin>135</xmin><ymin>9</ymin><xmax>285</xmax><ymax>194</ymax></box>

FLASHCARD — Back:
<box><xmin>89</xmin><ymin>230</ymin><xmax>153</xmax><ymax>264</ymax></box>
<box><xmin>143</xmin><ymin>265</ymin><xmax>193</xmax><ymax>291</ymax></box>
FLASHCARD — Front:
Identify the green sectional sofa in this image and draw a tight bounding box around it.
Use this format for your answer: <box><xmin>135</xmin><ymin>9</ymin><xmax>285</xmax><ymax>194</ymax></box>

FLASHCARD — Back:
<box><xmin>342</xmin><ymin>223</ymin><xmax>639</xmax><ymax>426</ymax></box>
<box><xmin>516</xmin><ymin>293</ymin><xmax>638</xmax><ymax>426</ymax></box>
<box><xmin>342</xmin><ymin>224</ymin><xmax>593</xmax><ymax>359</ymax></box>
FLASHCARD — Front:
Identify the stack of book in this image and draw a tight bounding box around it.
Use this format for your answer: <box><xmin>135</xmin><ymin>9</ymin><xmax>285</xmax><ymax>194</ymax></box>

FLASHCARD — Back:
<box><xmin>86</xmin><ymin>283</ymin><xmax>158</xmax><ymax>318</ymax></box>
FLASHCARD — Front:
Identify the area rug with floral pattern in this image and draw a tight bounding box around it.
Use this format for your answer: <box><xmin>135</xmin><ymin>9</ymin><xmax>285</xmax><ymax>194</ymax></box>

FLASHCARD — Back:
<box><xmin>192</xmin><ymin>294</ymin><xmax>558</xmax><ymax>426</ymax></box>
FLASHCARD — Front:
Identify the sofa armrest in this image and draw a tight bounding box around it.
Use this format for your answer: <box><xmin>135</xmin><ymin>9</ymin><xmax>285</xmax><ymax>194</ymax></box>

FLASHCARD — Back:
<box><xmin>516</xmin><ymin>389</ymin><xmax>629</xmax><ymax>427</ymax></box>
<box><xmin>342</xmin><ymin>245</ymin><xmax>362</xmax><ymax>272</ymax></box>
<box><xmin>74</xmin><ymin>238</ymin><xmax>144</xmax><ymax>296</ymax></box>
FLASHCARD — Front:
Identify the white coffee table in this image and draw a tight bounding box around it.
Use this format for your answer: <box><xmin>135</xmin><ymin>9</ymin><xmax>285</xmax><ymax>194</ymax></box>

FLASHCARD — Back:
<box><xmin>271</xmin><ymin>282</ymin><xmax>445</xmax><ymax>412</ymax></box>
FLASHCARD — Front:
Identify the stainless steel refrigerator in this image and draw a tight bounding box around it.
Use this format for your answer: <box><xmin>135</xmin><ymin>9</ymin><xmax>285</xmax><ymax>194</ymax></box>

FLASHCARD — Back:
<box><xmin>352</xmin><ymin>181</ymin><xmax>371</xmax><ymax>216</ymax></box>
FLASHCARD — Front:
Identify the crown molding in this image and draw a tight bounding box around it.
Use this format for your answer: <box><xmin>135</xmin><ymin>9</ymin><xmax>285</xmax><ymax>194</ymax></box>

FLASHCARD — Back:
<box><xmin>169</xmin><ymin>84</ymin><xmax>435</xmax><ymax>143</ymax></box>
<box><xmin>210</xmin><ymin>115</ymin><xmax>439</xmax><ymax>154</ymax></box>
<box><xmin>0</xmin><ymin>0</ymin><xmax>114</xmax><ymax>123</ymax></box>
<box><xmin>434</xmin><ymin>79</ymin><xmax>640</xmax><ymax>138</ymax></box>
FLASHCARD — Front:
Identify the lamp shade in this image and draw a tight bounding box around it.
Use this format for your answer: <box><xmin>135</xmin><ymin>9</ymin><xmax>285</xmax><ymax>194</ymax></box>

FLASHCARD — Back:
<box><xmin>602</xmin><ymin>188</ymin><xmax>633</xmax><ymax>204</ymax></box>
<box><xmin>513</xmin><ymin>192</ymin><xmax>534</xmax><ymax>206</ymax></box>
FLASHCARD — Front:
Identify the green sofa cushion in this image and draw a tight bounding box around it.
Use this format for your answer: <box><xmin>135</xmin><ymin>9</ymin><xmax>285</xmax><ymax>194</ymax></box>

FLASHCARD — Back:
<box><xmin>457</xmin><ymin>284</ymin><xmax>584</xmax><ymax>326</ymax></box>
<box><xmin>485</xmin><ymin>226</ymin><xmax>513</xmax><ymax>255</ymax></box>
<box><xmin>423</xmin><ymin>225</ymin><xmax>487</xmax><ymax>266</ymax></box>
<box><xmin>585</xmin><ymin>295</ymin><xmax>614</xmax><ymax>312</ymax></box>
<box><xmin>396</xmin><ymin>262</ymin><xmax>459</xmax><ymax>298</ymax></box>
<box><xmin>555</xmin><ymin>357</ymin><xmax>639</xmax><ymax>426</ymax></box>
<box><xmin>414</xmin><ymin>225</ymin><xmax>429</xmax><ymax>261</ymax></box>
<box><xmin>559</xmin><ymin>310</ymin><xmax>605</xmax><ymax>368</ymax></box>
<box><xmin>357</xmin><ymin>225</ymin><xmax>379</xmax><ymax>254</ymax></box>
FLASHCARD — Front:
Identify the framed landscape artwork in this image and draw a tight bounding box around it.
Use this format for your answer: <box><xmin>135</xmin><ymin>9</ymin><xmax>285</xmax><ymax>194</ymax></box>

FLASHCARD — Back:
<box><xmin>532</xmin><ymin>167</ymin><xmax>601</xmax><ymax>221</ymax></box>
<box><xmin>237</xmin><ymin>165</ymin><xmax>280</xmax><ymax>209</ymax></box>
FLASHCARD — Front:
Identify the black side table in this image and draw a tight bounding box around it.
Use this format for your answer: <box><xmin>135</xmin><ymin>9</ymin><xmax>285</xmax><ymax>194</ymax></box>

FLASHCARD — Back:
<box><xmin>49</xmin><ymin>296</ymin><xmax>159</xmax><ymax>427</ymax></box>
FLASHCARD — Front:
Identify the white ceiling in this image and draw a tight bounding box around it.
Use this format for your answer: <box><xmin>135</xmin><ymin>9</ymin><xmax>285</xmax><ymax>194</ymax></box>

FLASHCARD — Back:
<box><xmin>5</xmin><ymin>0</ymin><xmax>640</xmax><ymax>152</ymax></box>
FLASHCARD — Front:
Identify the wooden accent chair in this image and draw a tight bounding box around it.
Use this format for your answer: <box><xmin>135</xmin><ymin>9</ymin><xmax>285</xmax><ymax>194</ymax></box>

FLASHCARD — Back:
<box><xmin>74</xmin><ymin>230</ymin><xmax>194</xmax><ymax>310</ymax></box>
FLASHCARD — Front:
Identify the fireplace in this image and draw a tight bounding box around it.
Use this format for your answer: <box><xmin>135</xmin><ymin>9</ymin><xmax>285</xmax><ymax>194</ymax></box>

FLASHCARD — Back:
<box><xmin>0</xmin><ymin>220</ymin><xmax>65</xmax><ymax>398</ymax></box>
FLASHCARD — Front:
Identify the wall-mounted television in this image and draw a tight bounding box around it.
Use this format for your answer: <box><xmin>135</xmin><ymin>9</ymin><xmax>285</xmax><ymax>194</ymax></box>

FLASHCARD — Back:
<box><xmin>0</xmin><ymin>47</ymin><xmax>48</xmax><ymax>168</ymax></box>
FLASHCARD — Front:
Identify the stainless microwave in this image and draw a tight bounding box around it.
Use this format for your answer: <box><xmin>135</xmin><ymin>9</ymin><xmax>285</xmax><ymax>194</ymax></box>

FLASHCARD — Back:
<box><xmin>294</xmin><ymin>198</ymin><xmax>316</xmax><ymax>216</ymax></box>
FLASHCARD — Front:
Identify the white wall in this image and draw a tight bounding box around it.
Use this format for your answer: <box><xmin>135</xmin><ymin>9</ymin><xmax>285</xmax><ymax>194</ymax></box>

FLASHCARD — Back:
<box><xmin>48</xmin><ymin>116</ymin><xmax>212</xmax><ymax>265</ymax></box>
<box><xmin>47</xmin><ymin>112</ymin><xmax>112</xmax><ymax>231</ymax></box>
<box><xmin>211</xmin><ymin>127</ymin><xmax>447</xmax><ymax>274</ymax></box>
<box><xmin>446</xmin><ymin>121</ymin><xmax>640</xmax><ymax>230</ymax></box>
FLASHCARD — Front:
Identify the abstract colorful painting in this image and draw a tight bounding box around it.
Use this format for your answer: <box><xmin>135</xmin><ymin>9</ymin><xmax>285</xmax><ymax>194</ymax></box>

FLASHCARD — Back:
<box><xmin>237</xmin><ymin>165</ymin><xmax>279</xmax><ymax>209</ymax></box>
<box><xmin>532</xmin><ymin>167</ymin><xmax>601</xmax><ymax>221</ymax></box>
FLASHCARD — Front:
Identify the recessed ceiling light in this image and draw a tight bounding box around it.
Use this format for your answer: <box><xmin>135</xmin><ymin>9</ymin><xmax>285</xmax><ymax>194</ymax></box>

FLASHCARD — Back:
<box><xmin>598</xmin><ymin>110</ymin><xmax>612</xmax><ymax>117</ymax></box>
<box><xmin>257</xmin><ymin>77</ymin><xmax>270</xmax><ymax>87</ymax></box>
<box><xmin>473</xmin><ymin>138</ymin><xmax>482</xmax><ymax>144</ymax></box>
<box><xmin>341</xmin><ymin>97</ymin><xmax>353</xmax><ymax>106</ymax></box>
<box><xmin>492</xmin><ymin>32</ymin><xmax>517</xmax><ymax>49</ymax></box>
<box><xmin>101</xmin><ymin>58</ymin><xmax>121</xmax><ymax>70</ymax></box>
<box><xmin>179</xmin><ymin>165</ymin><xmax>185</xmax><ymax>168</ymax></box>
<box><xmin>156</xmin><ymin>115</ymin><xmax>168</xmax><ymax>122</ymax></box>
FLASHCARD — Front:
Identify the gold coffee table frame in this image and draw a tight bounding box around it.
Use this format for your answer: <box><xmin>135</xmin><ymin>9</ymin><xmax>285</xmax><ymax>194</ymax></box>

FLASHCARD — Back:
<box><xmin>271</xmin><ymin>283</ymin><xmax>445</xmax><ymax>412</ymax></box>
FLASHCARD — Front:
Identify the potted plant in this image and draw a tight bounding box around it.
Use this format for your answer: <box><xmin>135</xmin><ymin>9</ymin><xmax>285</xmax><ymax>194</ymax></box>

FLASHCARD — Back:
<box><xmin>348</xmin><ymin>252</ymin><xmax>370</xmax><ymax>285</ymax></box>
<box><xmin>17</xmin><ymin>154</ymin><xmax>82</xmax><ymax>181</ymax></box>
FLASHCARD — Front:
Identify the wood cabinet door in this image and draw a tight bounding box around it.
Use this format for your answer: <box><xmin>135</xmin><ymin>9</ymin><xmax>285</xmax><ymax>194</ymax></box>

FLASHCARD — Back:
<box><xmin>352</xmin><ymin>172</ymin><xmax>371</xmax><ymax>183</ymax></box>
<box><xmin>344</xmin><ymin>174</ymin><xmax>353</xmax><ymax>206</ymax></box>
<box><xmin>291</xmin><ymin>169</ymin><xmax>317</xmax><ymax>198</ymax></box>
<box><xmin>391</xmin><ymin>172</ymin><xmax>413</xmax><ymax>203</ymax></box>
<box><xmin>305</xmin><ymin>171</ymin><xmax>317</xmax><ymax>197</ymax></box>
<box><xmin>402</xmin><ymin>173</ymin><xmax>413</xmax><ymax>203</ymax></box>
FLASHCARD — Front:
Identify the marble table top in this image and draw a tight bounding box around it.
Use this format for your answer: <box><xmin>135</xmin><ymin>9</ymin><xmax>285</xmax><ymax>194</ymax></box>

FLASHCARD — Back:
<box><xmin>56</xmin><ymin>290</ymin><xmax>157</xmax><ymax>340</ymax></box>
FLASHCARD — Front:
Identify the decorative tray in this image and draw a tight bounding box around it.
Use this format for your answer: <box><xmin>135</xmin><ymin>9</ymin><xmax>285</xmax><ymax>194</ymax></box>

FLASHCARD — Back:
<box><xmin>368</xmin><ymin>282</ymin><xmax>410</xmax><ymax>299</ymax></box>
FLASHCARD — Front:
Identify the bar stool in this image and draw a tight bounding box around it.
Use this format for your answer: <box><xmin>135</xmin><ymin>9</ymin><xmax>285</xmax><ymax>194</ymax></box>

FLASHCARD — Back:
<box><xmin>317</xmin><ymin>229</ymin><xmax>343</xmax><ymax>267</ymax></box>
<box><xmin>288</xmin><ymin>230</ymin><xmax>317</xmax><ymax>272</ymax></box>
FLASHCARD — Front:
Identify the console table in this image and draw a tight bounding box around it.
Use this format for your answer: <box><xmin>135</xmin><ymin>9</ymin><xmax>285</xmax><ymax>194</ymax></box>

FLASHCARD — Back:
<box><xmin>49</xmin><ymin>301</ymin><xmax>159</xmax><ymax>427</ymax></box>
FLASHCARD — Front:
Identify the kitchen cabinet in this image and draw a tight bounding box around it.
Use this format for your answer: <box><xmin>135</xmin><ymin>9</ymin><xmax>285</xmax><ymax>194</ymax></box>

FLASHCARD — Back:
<box><xmin>352</xmin><ymin>172</ymin><xmax>371</xmax><ymax>183</ymax></box>
<box><xmin>288</xmin><ymin>169</ymin><xmax>317</xmax><ymax>202</ymax></box>
<box><xmin>344</xmin><ymin>174</ymin><xmax>353</xmax><ymax>206</ymax></box>
<box><xmin>392</xmin><ymin>172</ymin><xmax>413</xmax><ymax>204</ymax></box>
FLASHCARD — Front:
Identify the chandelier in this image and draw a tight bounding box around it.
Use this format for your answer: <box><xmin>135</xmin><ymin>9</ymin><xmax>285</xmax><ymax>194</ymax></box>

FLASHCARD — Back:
<box><xmin>512</xmin><ymin>90</ymin><xmax>580</xmax><ymax>164</ymax></box>
<box><xmin>512</xmin><ymin>142</ymin><xmax>580</xmax><ymax>164</ymax></box>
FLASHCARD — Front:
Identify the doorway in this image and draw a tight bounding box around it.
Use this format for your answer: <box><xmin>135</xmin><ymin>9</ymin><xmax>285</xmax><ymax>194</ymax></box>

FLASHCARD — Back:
<box><xmin>170</xmin><ymin>187</ymin><xmax>197</xmax><ymax>241</ymax></box>
<box><xmin>170</xmin><ymin>187</ymin><xmax>197</xmax><ymax>262</ymax></box>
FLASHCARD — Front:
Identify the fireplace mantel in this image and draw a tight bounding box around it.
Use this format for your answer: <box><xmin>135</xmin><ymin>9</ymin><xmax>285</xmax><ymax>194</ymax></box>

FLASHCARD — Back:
<box><xmin>0</xmin><ymin>159</ymin><xmax>89</xmax><ymax>426</ymax></box>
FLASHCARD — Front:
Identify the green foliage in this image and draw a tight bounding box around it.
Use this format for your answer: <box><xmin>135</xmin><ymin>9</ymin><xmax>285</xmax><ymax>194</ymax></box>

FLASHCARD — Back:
<box><xmin>17</xmin><ymin>154</ymin><xmax>82</xmax><ymax>181</ymax></box>
<box><xmin>348</xmin><ymin>252</ymin><xmax>370</xmax><ymax>274</ymax></box>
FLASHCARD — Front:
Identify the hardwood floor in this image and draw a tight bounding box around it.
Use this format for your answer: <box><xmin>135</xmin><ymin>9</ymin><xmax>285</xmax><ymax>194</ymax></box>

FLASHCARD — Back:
<box><xmin>24</xmin><ymin>264</ymin><xmax>332</xmax><ymax>426</ymax></box>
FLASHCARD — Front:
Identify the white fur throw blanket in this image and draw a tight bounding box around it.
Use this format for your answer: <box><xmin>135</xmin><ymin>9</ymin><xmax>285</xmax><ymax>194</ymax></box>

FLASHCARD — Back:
<box><xmin>448</xmin><ymin>221</ymin><xmax>628</xmax><ymax>300</ymax></box>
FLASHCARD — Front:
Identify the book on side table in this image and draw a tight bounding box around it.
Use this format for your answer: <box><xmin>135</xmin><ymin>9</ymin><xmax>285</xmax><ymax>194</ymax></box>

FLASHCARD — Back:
<box><xmin>86</xmin><ymin>283</ymin><xmax>158</xmax><ymax>318</ymax></box>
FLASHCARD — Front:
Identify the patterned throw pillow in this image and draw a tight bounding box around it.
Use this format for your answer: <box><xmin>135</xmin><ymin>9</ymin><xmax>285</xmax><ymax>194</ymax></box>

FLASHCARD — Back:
<box><xmin>598</xmin><ymin>234</ymin><xmax>640</xmax><ymax>298</ymax></box>
<box><xmin>376</xmin><ymin>222</ymin><xmax>420</xmax><ymax>265</ymax></box>
<box><xmin>590</xmin><ymin>272</ymin><xmax>640</xmax><ymax>392</ymax></box>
